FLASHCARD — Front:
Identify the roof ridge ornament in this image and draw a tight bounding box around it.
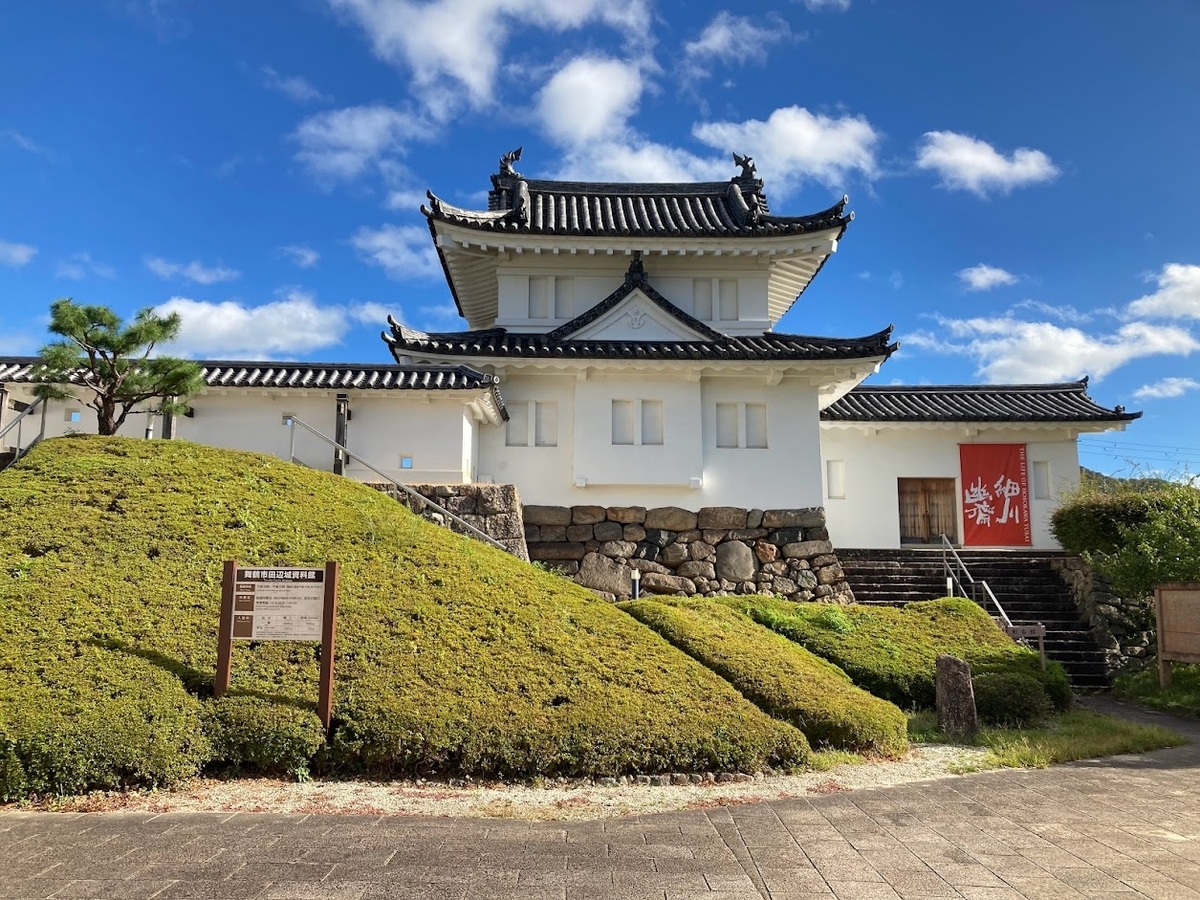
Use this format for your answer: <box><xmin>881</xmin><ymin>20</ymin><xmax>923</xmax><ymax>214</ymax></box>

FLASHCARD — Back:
<box><xmin>732</xmin><ymin>151</ymin><xmax>757</xmax><ymax>180</ymax></box>
<box><xmin>499</xmin><ymin>146</ymin><xmax>523</xmax><ymax>179</ymax></box>
<box><xmin>624</xmin><ymin>253</ymin><xmax>648</xmax><ymax>288</ymax></box>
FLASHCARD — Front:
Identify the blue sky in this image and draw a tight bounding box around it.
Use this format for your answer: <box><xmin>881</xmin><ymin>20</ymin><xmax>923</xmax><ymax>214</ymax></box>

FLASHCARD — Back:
<box><xmin>2</xmin><ymin>0</ymin><xmax>1199</xmax><ymax>476</ymax></box>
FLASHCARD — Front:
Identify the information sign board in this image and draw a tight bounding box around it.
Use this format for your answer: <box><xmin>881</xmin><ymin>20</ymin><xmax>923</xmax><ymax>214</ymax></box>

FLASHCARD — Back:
<box><xmin>215</xmin><ymin>560</ymin><xmax>340</xmax><ymax>729</ymax></box>
<box><xmin>1155</xmin><ymin>583</ymin><xmax>1200</xmax><ymax>687</ymax></box>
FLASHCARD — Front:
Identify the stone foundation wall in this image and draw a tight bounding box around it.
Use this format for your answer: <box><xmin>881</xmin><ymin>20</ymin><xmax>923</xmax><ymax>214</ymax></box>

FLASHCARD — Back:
<box><xmin>1052</xmin><ymin>556</ymin><xmax>1156</xmax><ymax>674</ymax></box>
<box><xmin>367</xmin><ymin>482</ymin><xmax>529</xmax><ymax>562</ymax></box>
<box><xmin>524</xmin><ymin>504</ymin><xmax>854</xmax><ymax>603</ymax></box>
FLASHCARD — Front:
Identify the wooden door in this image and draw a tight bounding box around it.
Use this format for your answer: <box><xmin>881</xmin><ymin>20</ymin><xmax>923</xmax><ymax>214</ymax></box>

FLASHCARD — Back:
<box><xmin>898</xmin><ymin>478</ymin><xmax>958</xmax><ymax>544</ymax></box>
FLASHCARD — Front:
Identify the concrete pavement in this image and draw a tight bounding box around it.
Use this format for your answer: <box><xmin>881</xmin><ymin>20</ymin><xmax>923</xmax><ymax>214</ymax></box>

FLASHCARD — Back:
<box><xmin>3</xmin><ymin>697</ymin><xmax>1199</xmax><ymax>900</ymax></box>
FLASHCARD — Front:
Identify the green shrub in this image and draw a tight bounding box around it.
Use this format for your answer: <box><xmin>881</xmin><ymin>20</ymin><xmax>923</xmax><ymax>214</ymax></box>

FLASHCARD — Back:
<box><xmin>0</xmin><ymin>436</ymin><xmax>807</xmax><ymax>787</ymax></box>
<box><xmin>973</xmin><ymin>672</ymin><xmax>1054</xmax><ymax>728</ymax></box>
<box><xmin>620</xmin><ymin>599</ymin><xmax>906</xmax><ymax>757</ymax></box>
<box><xmin>1052</xmin><ymin>481</ymin><xmax>1200</xmax><ymax>598</ymax></box>
<box><xmin>202</xmin><ymin>697</ymin><xmax>326</xmax><ymax>779</ymax></box>
<box><xmin>734</xmin><ymin>596</ymin><xmax>1067</xmax><ymax>713</ymax></box>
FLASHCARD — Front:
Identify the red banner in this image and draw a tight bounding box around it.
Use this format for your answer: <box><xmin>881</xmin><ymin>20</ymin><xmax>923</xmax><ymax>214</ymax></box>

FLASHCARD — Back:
<box><xmin>959</xmin><ymin>444</ymin><xmax>1031</xmax><ymax>547</ymax></box>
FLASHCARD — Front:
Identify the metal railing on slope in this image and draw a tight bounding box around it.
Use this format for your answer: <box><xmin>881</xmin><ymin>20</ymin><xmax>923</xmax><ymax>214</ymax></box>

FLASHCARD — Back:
<box><xmin>283</xmin><ymin>415</ymin><xmax>511</xmax><ymax>555</ymax></box>
<box><xmin>940</xmin><ymin>533</ymin><xmax>1046</xmax><ymax>669</ymax></box>
<box><xmin>0</xmin><ymin>396</ymin><xmax>47</xmax><ymax>473</ymax></box>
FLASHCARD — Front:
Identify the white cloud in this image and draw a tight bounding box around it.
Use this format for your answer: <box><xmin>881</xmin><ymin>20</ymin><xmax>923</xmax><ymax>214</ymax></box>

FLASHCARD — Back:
<box><xmin>959</xmin><ymin>264</ymin><xmax>1018</xmax><ymax>291</ymax></box>
<box><xmin>0</xmin><ymin>240</ymin><xmax>37</xmax><ymax>267</ymax></box>
<box><xmin>2</xmin><ymin>129</ymin><xmax>51</xmax><ymax>157</ymax></box>
<box><xmin>351</xmin><ymin>224</ymin><xmax>442</xmax><ymax>280</ymax></box>
<box><xmin>56</xmin><ymin>252</ymin><xmax>116</xmax><ymax>280</ymax></box>
<box><xmin>693</xmin><ymin>105</ymin><xmax>880</xmax><ymax>194</ymax></box>
<box><xmin>1126</xmin><ymin>263</ymin><xmax>1200</xmax><ymax>320</ymax></box>
<box><xmin>801</xmin><ymin>0</ymin><xmax>850</xmax><ymax>10</ymax></box>
<box><xmin>1010</xmin><ymin>299</ymin><xmax>1093</xmax><ymax>325</ymax></box>
<box><xmin>349</xmin><ymin>301</ymin><xmax>395</xmax><ymax>325</ymax></box>
<box><xmin>146</xmin><ymin>256</ymin><xmax>240</xmax><ymax>284</ymax></box>
<box><xmin>682</xmin><ymin>12</ymin><xmax>791</xmax><ymax>80</ymax></box>
<box><xmin>1133</xmin><ymin>377</ymin><xmax>1200</xmax><ymax>401</ymax></box>
<box><xmin>906</xmin><ymin>316</ymin><xmax>1200</xmax><ymax>383</ymax></box>
<box><xmin>915</xmin><ymin>131</ymin><xmax>1059</xmax><ymax>197</ymax></box>
<box><xmin>155</xmin><ymin>292</ymin><xmax>349</xmax><ymax>358</ymax></box>
<box><xmin>280</xmin><ymin>245</ymin><xmax>320</xmax><ymax>269</ymax></box>
<box><xmin>552</xmin><ymin>139</ymin><xmax>727</xmax><ymax>183</ymax></box>
<box><xmin>293</xmin><ymin>104</ymin><xmax>426</xmax><ymax>184</ymax></box>
<box><xmin>261</xmin><ymin>66</ymin><xmax>329</xmax><ymax>103</ymax></box>
<box><xmin>889</xmin><ymin>271</ymin><xmax>903</xmax><ymax>290</ymax></box>
<box><xmin>536</xmin><ymin>55</ymin><xmax>644</xmax><ymax>146</ymax></box>
<box><xmin>384</xmin><ymin>187</ymin><xmax>429</xmax><ymax>211</ymax></box>
<box><xmin>327</xmin><ymin>0</ymin><xmax>651</xmax><ymax>119</ymax></box>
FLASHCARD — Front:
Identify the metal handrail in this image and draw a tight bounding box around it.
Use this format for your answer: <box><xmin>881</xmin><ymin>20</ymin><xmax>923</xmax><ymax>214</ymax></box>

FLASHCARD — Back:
<box><xmin>0</xmin><ymin>397</ymin><xmax>47</xmax><ymax>473</ymax></box>
<box><xmin>0</xmin><ymin>395</ymin><xmax>44</xmax><ymax>444</ymax></box>
<box><xmin>284</xmin><ymin>415</ymin><xmax>510</xmax><ymax>554</ymax></box>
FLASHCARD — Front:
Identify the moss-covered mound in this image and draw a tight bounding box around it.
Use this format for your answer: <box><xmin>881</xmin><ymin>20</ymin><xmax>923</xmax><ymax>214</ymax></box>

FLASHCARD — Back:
<box><xmin>0</xmin><ymin>437</ymin><xmax>809</xmax><ymax>799</ymax></box>
<box><xmin>620</xmin><ymin>599</ymin><xmax>909</xmax><ymax>757</ymax></box>
<box><xmin>733</xmin><ymin>597</ymin><xmax>1071</xmax><ymax>712</ymax></box>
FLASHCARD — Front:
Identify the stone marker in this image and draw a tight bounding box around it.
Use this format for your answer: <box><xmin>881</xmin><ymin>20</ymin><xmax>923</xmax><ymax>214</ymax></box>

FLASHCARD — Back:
<box><xmin>935</xmin><ymin>654</ymin><xmax>978</xmax><ymax>738</ymax></box>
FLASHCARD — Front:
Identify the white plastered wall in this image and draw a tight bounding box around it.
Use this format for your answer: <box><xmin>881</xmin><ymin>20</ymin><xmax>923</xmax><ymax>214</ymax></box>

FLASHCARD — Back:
<box><xmin>3</xmin><ymin>386</ymin><xmax>157</xmax><ymax>441</ymax></box>
<box><xmin>477</xmin><ymin>370</ymin><xmax>825</xmax><ymax>509</ymax></box>
<box><xmin>820</xmin><ymin>424</ymin><xmax>1083</xmax><ymax>549</ymax></box>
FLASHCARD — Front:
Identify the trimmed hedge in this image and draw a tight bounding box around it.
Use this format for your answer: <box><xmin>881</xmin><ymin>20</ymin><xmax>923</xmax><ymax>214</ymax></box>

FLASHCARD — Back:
<box><xmin>620</xmin><ymin>599</ymin><xmax>907</xmax><ymax>757</ymax></box>
<box><xmin>0</xmin><ymin>437</ymin><xmax>809</xmax><ymax>798</ymax></box>
<box><xmin>733</xmin><ymin>597</ymin><xmax>1072</xmax><ymax>715</ymax></box>
<box><xmin>973</xmin><ymin>673</ymin><xmax>1054</xmax><ymax>728</ymax></box>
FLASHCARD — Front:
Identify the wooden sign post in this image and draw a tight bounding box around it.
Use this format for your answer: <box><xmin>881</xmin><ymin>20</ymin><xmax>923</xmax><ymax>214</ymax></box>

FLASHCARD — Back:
<box><xmin>215</xmin><ymin>560</ymin><xmax>340</xmax><ymax>730</ymax></box>
<box><xmin>1153</xmin><ymin>583</ymin><xmax>1200</xmax><ymax>688</ymax></box>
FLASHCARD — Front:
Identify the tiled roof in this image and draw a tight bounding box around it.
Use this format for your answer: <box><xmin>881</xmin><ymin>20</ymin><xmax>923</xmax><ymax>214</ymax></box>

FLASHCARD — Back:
<box><xmin>425</xmin><ymin>178</ymin><xmax>852</xmax><ymax>239</ymax></box>
<box><xmin>823</xmin><ymin>381</ymin><xmax>1141</xmax><ymax>423</ymax></box>
<box><xmin>0</xmin><ymin>357</ymin><xmax>499</xmax><ymax>392</ymax></box>
<box><xmin>385</xmin><ymin>322</ymin><xmax>897</xmax><ymax>363</ymax></box>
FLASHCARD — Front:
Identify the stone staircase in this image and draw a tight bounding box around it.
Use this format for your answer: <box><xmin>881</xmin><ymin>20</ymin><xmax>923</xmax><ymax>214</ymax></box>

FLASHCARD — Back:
<box><xmin>838</xmin><ymin>548</ymin><xmax>1109</xmax><ymax>690</ymax></box>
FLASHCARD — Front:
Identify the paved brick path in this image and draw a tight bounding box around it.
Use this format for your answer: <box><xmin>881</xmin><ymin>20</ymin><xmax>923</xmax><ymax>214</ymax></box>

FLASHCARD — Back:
<box><xmin>4</xmin><ymin>698</ymin><xmax>1199</xmax><ymax>900</ymax></box>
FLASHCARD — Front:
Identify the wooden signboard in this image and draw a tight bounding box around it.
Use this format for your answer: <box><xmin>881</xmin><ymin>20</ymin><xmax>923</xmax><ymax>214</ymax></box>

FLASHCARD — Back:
<box><xmin>1154</xmin><ymin>582</ymin><xmax>1200</xmax><ymax>688</ymax></box>
<box><xmin>215</xmin><ymin>560</ymin><xmax>340</xmax><ymax>729</ymax></box>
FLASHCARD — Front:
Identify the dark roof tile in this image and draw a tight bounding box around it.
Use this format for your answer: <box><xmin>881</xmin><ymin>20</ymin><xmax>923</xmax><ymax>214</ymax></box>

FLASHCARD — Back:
<box><xmin>823</xmin><ymin>382</ymin><xmax>1140</xmax><ymax>423</ymax></box>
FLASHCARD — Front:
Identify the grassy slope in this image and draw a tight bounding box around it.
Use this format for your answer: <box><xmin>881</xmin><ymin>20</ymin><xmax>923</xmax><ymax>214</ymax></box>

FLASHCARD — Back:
<box><xmin>620</xmin><ymin>599</ymin><xmax>909</xmax><ymax>757</ymax></box>
<box><xmin>1115</xmin><ymin>664</ymin><xmax>1200</xmax><ymax>718</ymax></box>
<box><xmin>0</xmin><ymin>437</ymin><xmax>807</xmax><ymax>793</ymax></box>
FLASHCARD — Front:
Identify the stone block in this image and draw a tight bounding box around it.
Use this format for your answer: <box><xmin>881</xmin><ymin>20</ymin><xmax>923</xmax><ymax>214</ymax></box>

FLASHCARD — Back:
<box><xmin>781</xmin><ymin>540</ymin><xmax>834</xmax><ymax>560</ymax></box>
<box><xmin>697</xmin><ymin>507</ymin><xmax>748</xmax><ymax>530</ymax></box>
<box><xmin>676</xmin><ymin>560</ymin><xmax>716</xmax><ymax>581</ymax></box>
<box><xmin>811</xmin><ymin>554</ymin><xmax>839</xmax><ymax>568</ymax></box>
<box><xmin>728</xmin><ymin>528</ymin><xmax>767</xmax><ymax>541</ymax></box>
<box><xmin>524</xmin><ymin>505</ymin><xmax>571</xmax><ymax>526</ymax></box>
<box><xmin>645</xmin><ymin>506</ymin><xmax>699</xmax><ymax>531</ymax></box>
<box><xmin>607</xmin><ymin>506</ymin><xmax>647</xmax><ymax>524</ymax></box>
<box><xmin>795</xmin><ymin>570</ymin><xmax>819</xmax><ymax>590</ymax></box>
<box><xmin>816</xmin><ymin>563</ymin><xmax>845</xmax><ymax>585</ymax></box>
<box><xmin>488</xmin><ymin>512</ymin><xmax>525</xmax><ymax>540</ymax></box>
<box><xmin>768</xmin><ymin>527</ymin><xmax>804</xmax><ymax>545</ymax></box>
<box><xmin>761</xmin><ymin>561</ymin><xmax>788</xmax><ymax>577</ymax></box>
<box><xmin>754</xmin><ymin>540</ymin><xmax>777</xmax><ymax>563</ymax></box>
<box><xmin>773</xmin><ymin>576</ymin><xmax>798</xmax><ymax>594</ymax></box>
<box><xmin>578</xmin><ymin>552</ymin><xmax>631</xmax><ymax>598</ymax></box>
<box><xmin>593</xmin><ymin>521</ymin><xmax>624</xmax><ymax>541</ymax></box>
<box><xmin>643</xmin><ymin>528</ymin><xmax>672</xmax><ymax>548</ymax></box>
<box><xmin>814</xmin><ymin>584</ymin><xmax>833</xmax><ymax>598</ymax></box>
<box><xmin>567</xmin><ymin>524</ymin><xmax>594</xmax><ymax>542</ymax></box>
<box><xmin>804</xmin><ymin>526</ymin><xmax>830</xmax><ymax>542</ymax></box>
<box><xmin>640</xmin><ymin>573</ymin><xmax>697</xmax><ymax>595</ymax></box>
<box><xmin>632</xmin><ymin>542</ymin><xmax>661</xmax><ymax>562</ymax></box>
<box><xmin>549</xmin><ymin>561</ymin><xmax>580</xmax><ymax>576</ymax></box>
<box><xmin>661</xmin><ymin>542</ymin><xmax>689</xmax><ymax>567</ymax></box>
<box><xmin>936</xmin><ymin>655</ymin><xmax>979</xmax><ymax>738</ymax></box>
<box><xmin>445</xmin><ymin>494</ymin><xmax>477</xmax><ymax>514</ymax></box>
<box><xmin>528</xmin><ymin>542</ymin><xmax>587</xmax><ymax>561</ymax></box>
<box><xmin>623</xmin><ymin>524</ymin><xmax>646</xmax><ymax>543</ymax></box>
<box><xmin>476</xmin><ymin>483</ymin><xmax>513</xmax><ymax>516</ymax></box>
<box><xmin>716</xmin><ymin>541</ymin><xmax>757</xmax><ymax>582</ymax></box>
<box><xmin>791</xmin><ymin>591</ymin><xmax>815</xmax><ymax>602</ymax></box>
<box><xmin>523</xmin><ymin>524</ymin><xmax>540</xmax><ymax>542</ymax></box>
<box><xmin>572</xmin><ymin>505</ymin><xmax>607</xmax><ymax>525</ymax></box>
<box><xmin>763</xmin><ymin>508</ymin><xmax>825</xmax><ymax>529</ymax></box>
<box><xmin>600</xmin><ymin>540</ymin><xmax>637</xmax><ymax>559</ymax></box>
<box><xmin>689</xmin><ymin>541</ymin><xmax>715</xmax><ymax>561</ymax></box>
<box><xmin>540</xmin><ymin>524</ymin><xmax>567</xmax><ymax>542</ymax></box>
<box><xmin>702</xmin><ymin>529</ymin><xmax>728</xmax><ymax>544</ymax></box>
<box><xmin>747</xmin><ymin>508</ymin><xmax>764</xmax><ymax>529</ymax></box>
<box><xmin>676</xmin><ymin>529</ymin><xmax>702</xmax><ymax>542</ymax></box>
<box><xmin>628</xmin><ymin>558</ymin><xmax>671</xmax><ymax>575</ymax></box>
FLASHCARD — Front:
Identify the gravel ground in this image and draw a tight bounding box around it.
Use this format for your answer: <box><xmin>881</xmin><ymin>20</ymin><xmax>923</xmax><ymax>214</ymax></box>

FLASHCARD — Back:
<box><xmin>22</xmin><ymin>744</ymin><xmax>992</xmax><ymax>821</ymax></box>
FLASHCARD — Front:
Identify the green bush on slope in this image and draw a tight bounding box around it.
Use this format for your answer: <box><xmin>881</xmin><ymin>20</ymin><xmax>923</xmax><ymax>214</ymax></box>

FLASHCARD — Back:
<box><xmin>733</xmin><ymin>596</ymin><xmax>1071</xmax><ymax>714</ymax></box>
<box><xmin>0</xmin><ymin>436</ymin><xmax>808</xmax><ymax>798</ymax></box>
<box><xmin>620</xmin><ymin>599</ymin><xmax>906</xmax><ymax>757</ymax></box>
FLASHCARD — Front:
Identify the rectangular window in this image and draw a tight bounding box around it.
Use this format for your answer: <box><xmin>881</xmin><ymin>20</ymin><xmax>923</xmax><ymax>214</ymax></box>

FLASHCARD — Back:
<box><xmin>554</xmin><ymin>278</ymin><xmax>574</xmax><ymax>319</ymax></box>
<box><xmin>719</xmin><ymin>279</ymin><xmax>739</xmax><ymax>321</ymax></box>
<box><xmin>535</xmin><ymin>401</ymin><xmax>558</xmax><ymax>447</ymax></box>
<box><xmin>65</xmin><ymin>409</ymin><xmax>82</xmax><ymax>423</ymax></box>
<box><xmin>641</xmin><ymin>400</ymin><xmax>664</xmax><ymax>446</ymax></box>
<box><xmin>528</xmin><ymin>276</ymin><xmax>551</xmax><ymax>319</ymax></box>
<box><xmin>692</xmin><ymin>279</ymin><xmax>713</xmax><ymax>320</ymax></box>
<box><xmin>1032</xmin><ymin>460</ymin><xmax>1051</xmax><ymax>500</ymax></box>
<box><xmin>611</xmin><ymin>400</ymin><xmax>634</xmax><ymax>445</ymax></box>
<box><xmin>506</xmin><ymin>402</ymin><xmax>529</xmax><ymax>446</ymax></box>
<box><xmin>827</xmin><ymin>460</ymin><xmax>846</xmax><ymax>499</ymax></box>
<box><xmin>716</xmin><ymin>402</ymin><xmax>738</xmax><ymax>448</ymax></box>
<box><xmin>745</xmin><ymin>403</ymin><xmax>767</xmax><ymax>448</ymax></box>
<box><xmin>400</xmin><ymin>455</ymin><xmax>413</xmax><ymax>470</ymax></box>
